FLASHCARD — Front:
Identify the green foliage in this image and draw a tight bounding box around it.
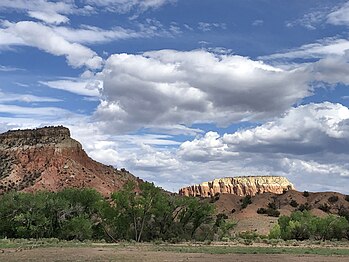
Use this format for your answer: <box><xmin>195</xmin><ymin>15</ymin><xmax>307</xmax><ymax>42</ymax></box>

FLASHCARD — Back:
<box><xmin>109</xmin><ymin>181</ymin><xmax>215</xmax><ymax>242</ymax></box>
<box><xmin>269</xmin><ymin>224</ymin><xmax>281</xmax><ymax>239</ymax></box>
<box><xmin>60</xmin><ymin>215</ymin><xmax>93</xmax><ymax>241</ymax></box>
<box><xmin>0</xmin><ymin>189</ymin><xmax>105</xmax><ymax>240</ymax></box>
<box><xmin>270</xmin><ymin>211</ymin><xmax>349</xmax><ymax>241</ymax></box>
<box><xmin>303</xmin><ymin>191</ymin><xmax>310</xmax><ymax>197</ymax></box>
<box><xmin>240</xmin><ymin>195</ymin><xmax>252</xmax><ymax>209</ymax></box>
<box><xmin>0</xmin><ymin>184</ymin><xmax>219</xmax><ymax>243</ymax></box>
<box><xmin>214</xmin><ymin>213</ymin><xmax>236</xmax><ymax>239</ymax></box>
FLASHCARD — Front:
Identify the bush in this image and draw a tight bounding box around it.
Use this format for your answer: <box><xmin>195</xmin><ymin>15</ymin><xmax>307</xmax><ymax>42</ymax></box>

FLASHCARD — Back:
<box><xmin>345</xmin><ymin>195</ymin><xmax>349</xmax><ymax>202</ymax></box>
<box><xmin>257</xmin><ymin>207</ymin><xmax>280</xmax><ymax>217</ymax></box>
<box><xmin>273</xmin><ymin>211</ymin><xmax>349</xmax><ymax>241</ymax></box>
<box><xmin>269</xmin><ymin>224</ymin><xmax>281</xmax><ymax>239</ymax></box>
<box><xmin>298</xmin><ymin>203</ymin><xmax>311</xmax><ymax>212</ymax></box>
<box><xmin>318</xmin><ymin>203</ymin><xmax>331</xmax><ymax>213</ymax></box>
<box><xmin>328</xmin><ymin>195</ymin><xmax>339</xmax><ymax>203</ymax></box>
<box><xmin>268</xmin><ymin>202</ymin><xmax>277</xmax><ymax>210</ymax></box>
<box><xmin>267</xmin><ymin>209</ymin><xmax>280</xmax><ymax>217</ymax></box>
<box><xmin>257</xmin><ymin>208</ymin><xmax>267</xmax><ymax>214</ymax></box>
<box><xmin>231</xmin><ymin>209</ymin><xmax>236</xmax><ymax>214</ymax></box>
<box><xmin>303</xmin><ymin>191</ymin><xmax>310</xmax><ymax>197</ymax></box>
<box><xmin>241</xmin><ymin>195</ymin><xmax>252</xmax><ymax>209</ymax></box>
<box><xmin>289</xmin><ymin>200</ymin><xmax>299</xmax><ymax>208</ymax></box>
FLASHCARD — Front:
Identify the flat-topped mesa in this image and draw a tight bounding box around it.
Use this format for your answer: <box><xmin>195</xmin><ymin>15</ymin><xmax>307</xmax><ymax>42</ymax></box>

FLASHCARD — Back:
<box><xmin>0</xmin><ymin>126</ymin><xmax>139</xmax><ymax>196</ymax></box>
<box><xmin>179</xmin><ymin>176</ymin><xmax>295</xmax><ymax>197</ymax></box>
<box><xmin>0</xmin><ymin>126</ymin><xmax>74</xmax><ymax>149</ymax></box>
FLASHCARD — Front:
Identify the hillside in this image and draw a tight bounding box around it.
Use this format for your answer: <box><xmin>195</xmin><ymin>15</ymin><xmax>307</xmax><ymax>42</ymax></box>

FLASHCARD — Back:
<box><xmin>0</xmin><ymin>126</ymin><xmax>140</xmax><ymax>196</ymax></box>
<box><xmin>212</xmin><ymin>190</ymin><xmax>349</xmax><ymax>235</ymax></box>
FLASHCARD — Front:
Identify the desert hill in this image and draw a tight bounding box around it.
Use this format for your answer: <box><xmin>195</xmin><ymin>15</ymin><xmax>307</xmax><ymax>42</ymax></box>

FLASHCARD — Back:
<box><xmin>180</xmin><ymin>176</ymin><xmax>349</xmax><ymax>235</ymax></box>
<box><xmin>212</xmin><ymin>189</ymin><xmax>349</xmax><ymax>235</ymax></box>
<box><xmin>0</xmin><ymin>126</ymin><xmax>140</xmax><ymax>196</ymax></box>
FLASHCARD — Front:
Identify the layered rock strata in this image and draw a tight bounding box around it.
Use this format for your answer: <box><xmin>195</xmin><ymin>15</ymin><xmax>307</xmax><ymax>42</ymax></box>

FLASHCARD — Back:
<box><xmin>179</xmin><ymin>176</ymin><xmax>295</xmax><ymax>197</ymax></box>
<box><xmin>0</xmin><ymin>126</ymin><xmax>139</xmax><ymax>196</ymax></box>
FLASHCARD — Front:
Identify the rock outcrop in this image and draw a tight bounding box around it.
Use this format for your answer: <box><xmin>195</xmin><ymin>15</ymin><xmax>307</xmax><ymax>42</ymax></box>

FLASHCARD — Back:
<box><xmin>0</xmin><ymin>126</ymin><xmax>139</xmax><ymax>196</ymax></box>
<box><xmin>179</xmin><ymin>176</ymin><xmax>295</xmax><ymax>197</ymax></box>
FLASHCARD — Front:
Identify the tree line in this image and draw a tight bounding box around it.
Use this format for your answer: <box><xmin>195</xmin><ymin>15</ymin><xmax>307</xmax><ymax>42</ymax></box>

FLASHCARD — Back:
<box><xmin>269</xmin><ymin>210</ymin><xmax>349</xmax><ymax>240</ymax></box>
<box><xmin>0</xmin><ymin>182</ymin><xmax>234</xmax><ymax>242</ymax></box>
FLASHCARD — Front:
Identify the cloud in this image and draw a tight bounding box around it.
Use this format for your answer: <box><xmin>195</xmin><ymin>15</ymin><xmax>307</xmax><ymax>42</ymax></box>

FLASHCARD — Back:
<box><xmin>0</xmin><ymin>91</ymin><xmax>61</xmax><ymax>103</ymax></box>
<box><xmin>260</xmin><ymin>37</ymin><xmax>349</xmax><ymax>61</ymax></box>
<box><xmin>175</xmin><ymin>102</ymin><xmax>349</xmax><ymax>193</ymax></box>
<box><xmin>52</xmin><ymin>25</ymin><xmax>147</xmax><ymax>44</ymax></box>
<box><xmin>259</xmin><ymin>35</ymin><xmax>349</xmax><ymax>88</ymax></box>
<box><xmin>40</xmin><ymin>78</ymin><xmax>101</xmax><ymax>97</ymax></box>
<box><xmin>0</xmin><ymin>65</ymin><xmax>23</xmax><ymax>72</ymax></box>
<box><xmin>95</xmin><ymin>49</ymin><xmax>311</xmax><ymax>133</ymax></box>
<box><xmin>221</xmin><ymin>102</ymin><xmax>349</xmax><ymax>155</ymax></box>
<box><xmin>0</xmin><ymin>104</ymin><xmax>77</xmax><ymax>117</ymax></box>
<box><xmin>0</xmin><ymin>0</ymin><xmax>76</xmax><ymax>25</ymax></box>
<box><xmin>84</xmin><ymin>0</ymin><xmax>176</xmax><ymax>14</ymax></box>
<box><xmin>285</xmin><ymin>10</ymin><xmax>326</xmax><ymax>30</ymax></box>
<box><xmin>0</xmin><ymin>20</ymin><xmax>103</xmax><ymax>69</ymax></box>
<box><xmin>285</xmin><ymin>2</ymin><xmax>349</xmax><ymax>30</ymax></box>
<box><xmin>197</xmin><ymin>22</ymin><xmax>227</xmax><ymax>32</ymax></box>
<box><xmin>252</xmin><ymin>20</ymin><xmax>264</xmax><ymax>26</ymax></box>
<box><xmin>327</xmin><ymin>2</ymin><xmax>349</xmax><ymax>26</ymax></box>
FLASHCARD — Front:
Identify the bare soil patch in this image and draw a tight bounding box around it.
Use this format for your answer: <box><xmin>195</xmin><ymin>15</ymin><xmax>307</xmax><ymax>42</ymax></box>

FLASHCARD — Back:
<box><xmin>1</xmin><ymin>245</ymin><xmax>348</xmax><ymax>262</ymax></box>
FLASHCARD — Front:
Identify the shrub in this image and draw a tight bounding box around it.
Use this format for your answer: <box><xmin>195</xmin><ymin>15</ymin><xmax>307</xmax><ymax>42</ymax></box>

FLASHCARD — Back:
<box><xmin>289</xmin><ymin>200</ymin><xmax>299</xmax><ymax>208</ymax></box>
<box><xmin>257</xmin><ymin>208</ymin><xmax>267</xmax><ymax>214</ymax></box>
<box><xmin>328</xmin><ymin>195</ymin><xmax>339</xmax><ymax>203</ymax></box>
<box><xmin>298</xmin><ymin>203</ymin><xmax>311</xmax><ymax>212</ymax></box>
<box><xmin>268</xmin><ymin>202</ymin><xmax>277</xmax><ymax>210</ymax></box>
<box><xmin>303</xmin><ymin>191</ymin><xmax>310</xmax><ymax>197</ymax></box>
<box><xmin>241</xmin><ymin>195</ymin><xmax>252</xmax><ymax>209</ymax></box>
<box><xmin>269</xmin><ymin>224</ymin><xmax>281</xmax><ymax>239</ymax></box>
<box><xmin>345</xmin><ymin>195</ymin><xmax>349</xmax><ymax>202</ymax></box>
<box><xmin>318</xmin><ymin>203</ymin><xmax>331</xmax><ymax>213</ymax></box>
<box><xmin>267</xmin><ymin>209</ymin><xmax>280</xmax><ymax>217</ymax></box>
<box><xmin>257</xmin><ymin>207</ymin><xmax>280</xmax><ymax>217</ymax></box>
<box><xmin>231</xmin><ymin>209</ymin><xmax>236</xmax><ymax>214</ymax></box>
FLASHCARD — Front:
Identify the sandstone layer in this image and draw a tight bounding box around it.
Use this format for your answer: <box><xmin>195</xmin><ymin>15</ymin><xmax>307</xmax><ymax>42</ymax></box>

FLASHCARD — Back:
<box><xmin>0</xmin><ymin>126</ymin><xmax>139</xmax><ymax>196</ymax></box>
<box><xmin>179</xmin><ymin>176</ymin><xmax>295</xmax><ymax>197</ymax></box>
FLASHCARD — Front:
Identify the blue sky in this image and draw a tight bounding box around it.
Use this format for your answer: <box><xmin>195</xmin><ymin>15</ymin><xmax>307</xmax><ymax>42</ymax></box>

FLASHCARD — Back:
<box><xmin>1</xmin><ymin>0</ymin><xmax>349</xmax><ymax>193</ymax></box>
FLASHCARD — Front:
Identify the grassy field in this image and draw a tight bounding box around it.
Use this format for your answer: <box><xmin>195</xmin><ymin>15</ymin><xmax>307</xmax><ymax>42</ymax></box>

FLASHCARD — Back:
<box><xmin>152</xmin><ymin>245</ymin><xmax>349</xmax><ymax>256</ymax></box>
<box><xmin>0</xmin><ymin>238</ymin><xmax>349</xmax><ymax>256</ymax></box>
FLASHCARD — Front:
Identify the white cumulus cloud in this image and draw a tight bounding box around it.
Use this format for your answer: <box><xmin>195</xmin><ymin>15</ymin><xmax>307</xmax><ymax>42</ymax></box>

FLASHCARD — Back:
<box><xmin>95</xmin><ymin>49</ymin><xmax>311</xmax><ymax>133</ymax></box>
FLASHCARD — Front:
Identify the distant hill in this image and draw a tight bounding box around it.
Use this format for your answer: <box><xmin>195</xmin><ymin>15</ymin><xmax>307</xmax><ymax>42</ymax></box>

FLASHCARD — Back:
<box><xmin>212</xmin><ymin>190</ymin><xmax>349</xmax><ymax>235</ymax></box>
<box><xmin>0</xmin><ymin>126</ymin><xmax>140</xmax><ymax>196</ymax></box>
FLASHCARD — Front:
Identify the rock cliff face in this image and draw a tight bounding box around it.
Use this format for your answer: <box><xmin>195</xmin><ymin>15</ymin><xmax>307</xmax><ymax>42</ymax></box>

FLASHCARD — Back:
<box><xmin>179</xmin><ymin>176</ymin><xmax>295</xmax><ymax>197</ymax></box>
<box><xmin>0</xmin><ymin>126</ymin><xmax>139</xmax><ymax>196</ymax></box>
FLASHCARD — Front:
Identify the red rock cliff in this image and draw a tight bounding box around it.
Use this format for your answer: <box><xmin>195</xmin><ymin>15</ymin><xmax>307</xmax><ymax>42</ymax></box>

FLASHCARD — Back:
<box><xmin>0</xmin><ymin>126</ymin><xmax>139</xmax><ymax>196</ymax></box>
<box><xmin>179</xmin><ymin>176</ymin><xmax>295</xmax><ymax>197</ymax></box>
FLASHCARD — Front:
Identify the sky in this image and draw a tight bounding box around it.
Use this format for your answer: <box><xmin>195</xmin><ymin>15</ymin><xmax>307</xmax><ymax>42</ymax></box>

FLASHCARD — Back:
<box><xmin>0</xmin><ymin>0</ymin><xmax>349</xmax><ymax>193</ymax></box>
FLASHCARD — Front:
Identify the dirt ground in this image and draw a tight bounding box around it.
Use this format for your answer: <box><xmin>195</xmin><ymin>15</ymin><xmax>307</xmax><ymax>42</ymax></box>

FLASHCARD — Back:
<box><xmin>0</xmin><ymin>246</ymin><xmax>348</xmax><ymax>262</ymax></box>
